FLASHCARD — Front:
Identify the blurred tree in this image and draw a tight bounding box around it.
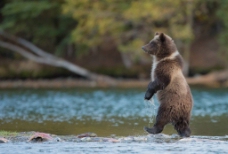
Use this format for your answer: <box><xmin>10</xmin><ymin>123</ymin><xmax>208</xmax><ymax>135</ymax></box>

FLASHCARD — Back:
<box><xmin>0</xmin><ymin>0</ymin><xmax>4</xmax><ymax>23</ymax></box>
<box><xmin>1</xmin><ymin>0</ymin><xmax>226</xmax><ymax>80</ymax></box>
<box><xmin>216</xmin><ymin>0</ymin><xmax>228</xmax><ymax>63</ymax></box>
<box><xmin>62</xmin><ymin>0</ymin><xmax>131</xmax><ymax>66</ymax></box>
<box><xmin>191</xmin><ymin>0</ymin><xmax>227</xmax><ymax>67</ymax></box>
<box><xmin>63</xmin><ymin>0</ymin><xmax>194</xmax><ymax>73</ymax></box>
<box><xmin>0</xmin><ymin>0</ymin><xmax>75</xmax><ymax>57</ymax></box>
<box><xmin>122</xmin><ymin>0</ymin><xmax>194</xmax><ymax>74</ymax></box>
<box><xmin>0</xmin><ymin>0</ymin><xmax>115</xmax><ymax>82</ymax></box>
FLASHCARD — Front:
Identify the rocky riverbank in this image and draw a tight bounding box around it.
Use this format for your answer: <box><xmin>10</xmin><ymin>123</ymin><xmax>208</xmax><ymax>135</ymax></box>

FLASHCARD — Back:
<box><xmin>0</xmin><ymin>131</ymin><xmax>176</xmax><ymax>143</ymax></box>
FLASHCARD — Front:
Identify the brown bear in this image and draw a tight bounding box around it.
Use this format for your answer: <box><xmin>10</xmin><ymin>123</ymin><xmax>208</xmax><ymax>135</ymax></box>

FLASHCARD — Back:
<box><xmin>141</xmin><ymin>32</ymin><xmax>193</xmax><ymax>137</ymax></box>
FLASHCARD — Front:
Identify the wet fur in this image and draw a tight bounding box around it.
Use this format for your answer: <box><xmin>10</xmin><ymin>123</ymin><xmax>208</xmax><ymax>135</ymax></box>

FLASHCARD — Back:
<box><xmin>142</xmin><ymin>33</ymin><xmax>193</xmax><ymax>137</ymax></box>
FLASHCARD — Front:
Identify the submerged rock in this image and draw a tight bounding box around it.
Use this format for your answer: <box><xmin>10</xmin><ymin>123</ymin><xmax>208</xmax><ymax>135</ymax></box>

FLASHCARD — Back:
<box><xmin>179</xmin><ymin>137</ymin><xmax>226</xmax><ymax>143</ymax></box>
<box><xmin>80</xmin><ymin>137</ymin><xmax>119</xmax><ymax>143</ymax></box>
<box><xmin>119</xmin><ymin>136</ymin><xmax>148</xmax><ymax>143</ymax></box>
<box><xmin>76</xmin><ymin>132</ymin><xmax>97</xmax><ymax>138</ymax></box>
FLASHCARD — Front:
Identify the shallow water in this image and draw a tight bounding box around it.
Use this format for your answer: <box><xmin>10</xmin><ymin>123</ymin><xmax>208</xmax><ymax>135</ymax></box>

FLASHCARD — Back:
<box><xmin>0</xmin><ymin>87</ymin><xmax>228</xmax><ymax>153</ymax></box>
<box><xmin>1</xmin><ymin>135</ymin><xmax>228</xmax><ymax>154</ymax></box>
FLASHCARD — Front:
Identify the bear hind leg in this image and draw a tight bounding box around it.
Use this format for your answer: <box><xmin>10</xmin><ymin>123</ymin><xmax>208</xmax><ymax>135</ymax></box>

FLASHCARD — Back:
<box><xmin>144</xmin><ymin>112</ymin><xmax>169</xmax><ymax>134</ymax></box>
<box><xmin>174</xmin><ymin>118</ymin><xmax>191</xmax><ymax>137</ymax></box>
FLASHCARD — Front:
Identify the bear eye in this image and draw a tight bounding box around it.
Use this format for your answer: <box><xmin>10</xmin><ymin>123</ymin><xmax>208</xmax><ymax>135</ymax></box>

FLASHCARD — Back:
<box><xmin>150</xmin><ymin>40</ymin><xmax>158</xmax><ymax>44</ymax></box>
<box><xmin>150</xmin><ymin>41</ymin><xmax>156</xmax><ymax>46</ymax></box>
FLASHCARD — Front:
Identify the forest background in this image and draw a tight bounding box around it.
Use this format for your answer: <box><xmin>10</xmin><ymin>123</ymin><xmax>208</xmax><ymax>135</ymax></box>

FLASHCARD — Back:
<box><xmin>0</xmin><ymin>0</ymin><xmax>228</xmax><ymax>87</ymax></box>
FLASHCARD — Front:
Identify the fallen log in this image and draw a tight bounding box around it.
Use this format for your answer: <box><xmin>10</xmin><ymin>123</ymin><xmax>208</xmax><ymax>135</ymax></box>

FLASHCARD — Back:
<box><xmin>187</xmin><ymin>70</ymin><xmax>228</xmax><ymax>87</ymax></box>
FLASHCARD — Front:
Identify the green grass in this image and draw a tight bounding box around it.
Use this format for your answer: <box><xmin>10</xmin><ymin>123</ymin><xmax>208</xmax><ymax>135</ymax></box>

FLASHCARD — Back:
<box><xmin>0</xmin><ymin>130</ymin><xmax>18</xmax><ymax>137</ymax></box>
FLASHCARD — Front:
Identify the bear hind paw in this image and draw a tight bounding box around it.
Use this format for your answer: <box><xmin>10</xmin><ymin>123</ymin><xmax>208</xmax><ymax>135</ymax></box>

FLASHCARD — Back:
<box><xmin>144</xmin><ymin>126</ymin><xmax>162</xmax><ymax>134</ymax></box>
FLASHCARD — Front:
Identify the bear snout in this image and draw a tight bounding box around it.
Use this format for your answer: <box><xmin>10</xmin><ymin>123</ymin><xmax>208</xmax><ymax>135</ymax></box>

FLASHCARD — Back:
<box><xmin>141</xmin><ymin>46</ymin><xmax>147</xmax><ymax>52</ymax></box>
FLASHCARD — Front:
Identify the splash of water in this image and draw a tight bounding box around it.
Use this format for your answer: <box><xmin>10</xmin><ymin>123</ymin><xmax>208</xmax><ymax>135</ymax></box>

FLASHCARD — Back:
<box><xmin>144</xmin><ymin>97</ymin><xmax>156</xmax><ymax>127</ymax></box>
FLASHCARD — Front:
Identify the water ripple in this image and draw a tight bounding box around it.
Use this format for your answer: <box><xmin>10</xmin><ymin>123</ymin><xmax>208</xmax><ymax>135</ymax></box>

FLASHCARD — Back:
<box><xmin>0</xmin><ymin>88</ymin><xmax>227</xmax><ymax>122</ymax></box>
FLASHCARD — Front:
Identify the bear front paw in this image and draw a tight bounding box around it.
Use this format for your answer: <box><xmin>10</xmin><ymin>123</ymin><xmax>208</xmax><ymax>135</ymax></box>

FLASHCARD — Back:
<box><xmin>144</xmin><ymin>91</ymin><xmax>154</xmax><ymax>100</ymax></box>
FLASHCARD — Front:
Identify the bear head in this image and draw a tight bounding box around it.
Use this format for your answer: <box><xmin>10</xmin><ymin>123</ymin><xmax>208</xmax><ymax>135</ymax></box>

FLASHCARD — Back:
<box><xmin>141</xmin><ymin>32</ymin><xmax>177</xmax><ymax>59</ymax></box>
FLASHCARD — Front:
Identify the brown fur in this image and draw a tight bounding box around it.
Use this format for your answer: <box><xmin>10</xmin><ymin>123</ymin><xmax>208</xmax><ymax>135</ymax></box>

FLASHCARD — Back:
<box><xmin>142</xmin><ymin>32</ymin><xmax>193</xmax><ymax>137</ymax></box>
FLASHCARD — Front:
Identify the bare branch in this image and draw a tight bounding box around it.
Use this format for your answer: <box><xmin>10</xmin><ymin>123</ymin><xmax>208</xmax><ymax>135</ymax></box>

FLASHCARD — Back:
<box><xmin>0</xmin><ymin>40</ymin><xmax>91</xmax><ymax>78</ymax></box>
<box><xmin>0</xmin><ymin>40</ymin><xmax>47</xmax><ymax>63</ymax></box>
<box><xmin>0</xmin><ymin>31</ymin><xmax>57</xmax><ymax>59</ymax></box>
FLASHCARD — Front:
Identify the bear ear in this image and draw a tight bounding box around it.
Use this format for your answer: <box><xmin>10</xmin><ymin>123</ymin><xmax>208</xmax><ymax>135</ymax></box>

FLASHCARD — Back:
<box><xmin>159</xmin><ymin>33</ymin><xmax>166</xmax><ymax>42</ymax></box>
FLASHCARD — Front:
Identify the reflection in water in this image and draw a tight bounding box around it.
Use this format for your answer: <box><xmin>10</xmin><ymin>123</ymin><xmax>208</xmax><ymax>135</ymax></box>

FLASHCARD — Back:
<box><xmin>0</xmin><ymin>87</ymin><xmax>228</xmax><ymax>136</ymax></box>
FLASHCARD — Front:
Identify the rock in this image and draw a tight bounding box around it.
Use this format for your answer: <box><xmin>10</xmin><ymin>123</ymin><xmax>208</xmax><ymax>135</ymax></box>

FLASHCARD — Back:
<box><xmin>0</xmin><ymin>137</ymin><xmax>8</xmax><ymax>143</ymax></box>
<box><xmin>28</xmin><ymin>132</ymin><xmax>53</xmax><ymax>142</ymax></box>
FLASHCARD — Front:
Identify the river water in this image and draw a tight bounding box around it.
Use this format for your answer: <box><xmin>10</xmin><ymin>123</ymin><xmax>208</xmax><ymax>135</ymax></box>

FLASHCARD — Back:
<box><xmin>0</xmin><ymin>87</ymin><xmax>228</xmax><ymax>153</ymax></box>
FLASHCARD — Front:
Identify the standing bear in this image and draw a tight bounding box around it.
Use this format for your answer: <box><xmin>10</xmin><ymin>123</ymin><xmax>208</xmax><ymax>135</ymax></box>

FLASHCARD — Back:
<box><xmin>141</xmin><ymin>32</ymin><xmax>193</xmax><ymax>137</ymax></box>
